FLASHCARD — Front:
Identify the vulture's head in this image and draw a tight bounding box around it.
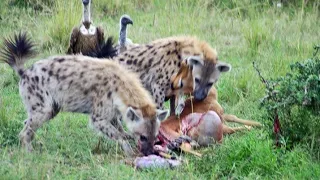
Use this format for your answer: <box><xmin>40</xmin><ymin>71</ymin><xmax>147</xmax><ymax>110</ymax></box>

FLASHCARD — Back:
<box><xmin>82</xmin><ymin>0</ymin><xmax>90</xmax><ymax>6</ymax></box>
<box><xmin>120</xmin><ymin>14</ymin><xmax>133</xmax><ymax>26</ymax></box>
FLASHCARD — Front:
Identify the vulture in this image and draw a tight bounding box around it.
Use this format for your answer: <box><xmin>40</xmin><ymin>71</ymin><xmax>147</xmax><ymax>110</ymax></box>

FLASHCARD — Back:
<box><xmin>66</xmin><ymin>0</ymin><xmax>105</xmax><ymax>55</ymax></box>
<box><xmin>83</xmin><ymin>14</ymin><xmax>138</xmax><ymax>58</ymax></box>
<box><xmin>118</xmin><ymin>14</ymin><xmax>134</xmax><ymax>54</ymax></box>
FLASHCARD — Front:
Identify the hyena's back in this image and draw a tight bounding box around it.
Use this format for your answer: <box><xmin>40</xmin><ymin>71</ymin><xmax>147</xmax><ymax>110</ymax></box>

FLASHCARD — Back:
<box><xmin>20</xmin><ymin>55</ymin><xmax>124</xmax><ymax>115</ymax></box>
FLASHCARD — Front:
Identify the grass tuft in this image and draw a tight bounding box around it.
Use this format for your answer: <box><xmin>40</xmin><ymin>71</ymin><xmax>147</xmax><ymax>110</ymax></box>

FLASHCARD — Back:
<box><xmin>41</xmin><ymin>1</ymin><xmax>82</xmax><ymax>53</ymax></box>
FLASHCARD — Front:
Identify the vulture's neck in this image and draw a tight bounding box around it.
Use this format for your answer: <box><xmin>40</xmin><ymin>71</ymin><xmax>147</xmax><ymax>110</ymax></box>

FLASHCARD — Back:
<box><xmin>119</xmin><ymin>23</ymin><xmax>127</xmax><ymax>46</ymax></box>
<box><xmin>82</xmin><ymin>3</ymin><xmax>91</xmax><ymax>26</ymax></box>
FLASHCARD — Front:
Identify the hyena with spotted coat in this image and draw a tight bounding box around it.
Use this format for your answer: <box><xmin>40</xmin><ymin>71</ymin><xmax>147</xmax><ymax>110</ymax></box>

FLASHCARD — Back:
<box><xmin>0</xmin><ymin>33</ymin><xmax>168</xmax><ymax>156</ymax></box>
<box><xmin>109</xmin><ymin>36</ymin><xmax>231</xmax><ymax>110</ymax></box>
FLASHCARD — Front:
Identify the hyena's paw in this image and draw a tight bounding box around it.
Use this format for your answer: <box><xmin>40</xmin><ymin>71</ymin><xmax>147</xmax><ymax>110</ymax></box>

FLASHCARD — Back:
<box><xmin>19</xmin><ymin>129</ymin><xmax>34</xmax><ymax>152</ymax></box>
<box><xmin>20</xmin><ymin>142</ymin><xmax>34</xmax><ymax>153</ymax></box>
<box><xmin>19</xmin><ymin>138</ymin><xmax>34</xmax><ymax>152</ymax></box>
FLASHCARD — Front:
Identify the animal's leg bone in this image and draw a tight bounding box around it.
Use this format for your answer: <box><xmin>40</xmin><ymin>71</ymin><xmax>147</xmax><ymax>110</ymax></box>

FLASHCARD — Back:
<box><xmin>175</xmin><ymin>91</ymin><xmax>186</xmax><ymax>116</ymax></box>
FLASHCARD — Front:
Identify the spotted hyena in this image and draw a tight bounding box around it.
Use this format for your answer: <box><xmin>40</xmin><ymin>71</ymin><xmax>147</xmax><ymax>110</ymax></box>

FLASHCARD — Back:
<box><xmin>0</xmin><ymin>32</ymin><xmax>168</xmax><ymax>156</ymax></box>
<box><xmin>90</xmin><ymin>36</ymin><xmax>232</xmax><ymax>112</ymax></box>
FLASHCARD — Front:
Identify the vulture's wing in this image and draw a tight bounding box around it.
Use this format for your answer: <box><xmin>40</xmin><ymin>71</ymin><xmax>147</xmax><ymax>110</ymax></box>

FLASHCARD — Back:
<box><xmin>96</xmin><ymin>26</ymin><xmax>105</xmax><ymax>47</ymax></box>
<box><xmin>66</xmin><ymin>27</ymin><xmax>80</xmax><ymax>54</ymax></box>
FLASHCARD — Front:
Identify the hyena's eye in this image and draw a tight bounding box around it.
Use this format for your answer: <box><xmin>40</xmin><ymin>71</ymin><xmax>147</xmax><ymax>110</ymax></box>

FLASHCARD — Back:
<box><xmin>195</xmin><ymin>78</ymin><xmax>200</xmax><ymax>84</ymax></box>
<box><xmin>140</xmin><ymin>135</ymin><xmax>148</xmax><ymax>142</ymax></box>
<box><xmin>206</xmin><ymin>82</ymin><xmax>214</xmax><ymax>88</ymax></box>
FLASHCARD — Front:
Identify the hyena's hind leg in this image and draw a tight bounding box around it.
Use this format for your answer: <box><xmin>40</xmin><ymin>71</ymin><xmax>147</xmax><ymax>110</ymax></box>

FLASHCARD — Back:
<box><xmin>19</xmin><ymin>101</ymin><xmax>59</xmax><ymax>152</ymax></box>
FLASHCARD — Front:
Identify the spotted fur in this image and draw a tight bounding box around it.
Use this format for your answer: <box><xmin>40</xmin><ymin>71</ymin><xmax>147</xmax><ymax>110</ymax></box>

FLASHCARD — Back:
<box><xmin>112</xmin><ymin>36</ymin><xmax>232</xmax><ymax>110</ymax></box>
<box><xmin>0</xmin><ymin>32</ymin><xmax>168</xmax><ymax>156</ymax></box>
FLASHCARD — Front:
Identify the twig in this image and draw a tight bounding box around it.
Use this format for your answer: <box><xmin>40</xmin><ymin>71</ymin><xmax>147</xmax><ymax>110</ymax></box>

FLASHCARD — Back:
<box><xmin>252</xmin><ymin>61</ymin><xmax>269</xmax><ymax>88</ymax></box>
<box><xmin>153</xmin><ymin>14</ymin><xmax>156</xmax><ymax>27</ymax></box>
<box><xmin>313</xmin><ymin>45</ymin><xmax>320</xmax><ymax>57</ymax></box>
<box><xmin>252</xmin><ymin>61</ymin><xmax>282</xmax><ymax>147</ymax></box>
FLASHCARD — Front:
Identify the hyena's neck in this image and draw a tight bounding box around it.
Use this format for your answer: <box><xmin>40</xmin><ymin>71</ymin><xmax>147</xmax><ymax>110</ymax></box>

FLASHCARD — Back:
<box><xmin>110</xmin><ymin>68</ymin><xmax>157</xmax><ymax>117</ymax></box>
<box><xmin>121</xmin><ymin>93</ymin><xmax>156</xmax><ymax>117</ymax></box>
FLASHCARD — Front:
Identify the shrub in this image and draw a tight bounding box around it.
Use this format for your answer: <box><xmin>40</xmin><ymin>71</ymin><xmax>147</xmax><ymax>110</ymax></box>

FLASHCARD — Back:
<box><xmin>256</xmin><ymin>46</ymin><xmax>320</xmax><ymax>158</ymax></box>
<box><xmin>9</xmin><ymin>0</ymin><xmax>54</xmax><ymax>11</ymax></box>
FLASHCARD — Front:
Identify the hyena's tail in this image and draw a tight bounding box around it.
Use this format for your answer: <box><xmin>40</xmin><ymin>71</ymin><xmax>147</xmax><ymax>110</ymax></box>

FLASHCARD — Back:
<box><xmin>83</xmin><ymin>36</ymin><xmax>118</xmax><ymax>58</ymax></box>
<box><xmin>0</xmin><ymin>32</ymin><xmax>36</xmax><ymax>77</ymax></box>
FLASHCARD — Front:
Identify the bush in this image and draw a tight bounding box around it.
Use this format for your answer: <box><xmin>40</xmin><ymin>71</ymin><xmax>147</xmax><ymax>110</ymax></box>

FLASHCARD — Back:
<box><xmin>9</xmin><ymin>0</ymin><xmax>54</xmax><ymax>11</ymax></box>
<box><xmin>257</xmin><ymin>46</ymin><xmax>320</xmax><ymax>157</ymax></box>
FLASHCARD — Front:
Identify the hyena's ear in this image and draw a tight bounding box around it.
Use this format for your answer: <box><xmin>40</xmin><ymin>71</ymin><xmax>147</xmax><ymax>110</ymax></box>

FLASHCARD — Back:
<box><xmin>186</xmin><ymin>56</ymin><xmax>204</xmax><ymax>67</ymax></box>
<box><xmin>216</xmin><ymin>61</ymin><xmax>231</xmax><ymax>73</ymax></box>
<box><xmin>156</xmin><ymin>109</ymin><xmax>169</xmax><ymax>121</ymax></box>
<box><xmin>126</xmin><ymin>107</ymin><xmax>141</xmax><ymax>122</ymax></box>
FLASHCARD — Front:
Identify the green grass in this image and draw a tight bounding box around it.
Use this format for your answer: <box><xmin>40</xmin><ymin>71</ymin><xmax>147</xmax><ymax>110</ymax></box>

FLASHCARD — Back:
<box><xmin>0</xmin><ymin>0</ymin><xmax>319</xmax><ymax>179</ymax></box>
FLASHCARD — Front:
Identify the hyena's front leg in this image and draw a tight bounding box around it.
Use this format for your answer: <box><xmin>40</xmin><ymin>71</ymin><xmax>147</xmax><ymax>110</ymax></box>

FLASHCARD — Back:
<box><xmin>90</xmin><ymin>100</ymin><xmax>136</xmax><ymax>156</ymax></box>
<box><xmin>91</xmin><ymin>116</ymin><xmax>136</xmax><ymax>156</ymax></box>
<box><xmin>111</xmin><ymin>115</ymin><xmax>134</xmax><ymax>141</ymax></box>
